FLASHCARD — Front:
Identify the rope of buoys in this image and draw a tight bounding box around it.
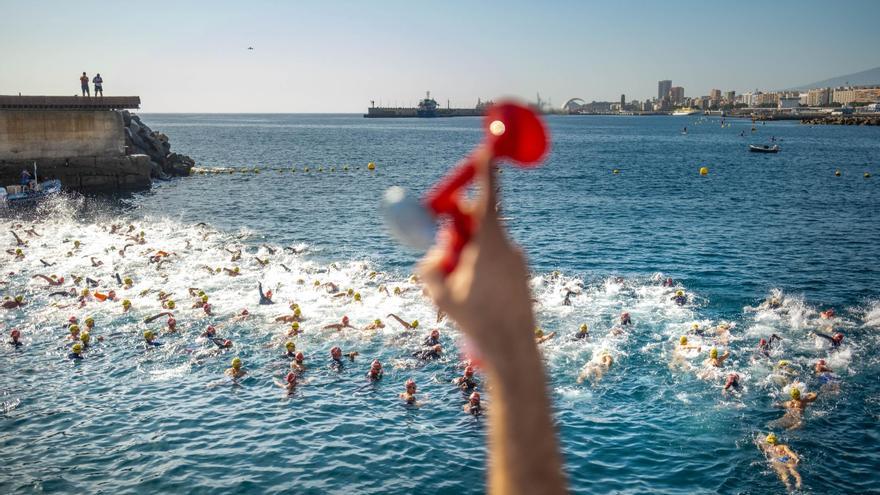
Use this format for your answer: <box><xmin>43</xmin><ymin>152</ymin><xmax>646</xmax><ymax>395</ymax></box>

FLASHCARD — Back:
<box><xmin>699</xmin><ymin>167</ymin><xmax>709</xmax><ymax>176</ymax></box>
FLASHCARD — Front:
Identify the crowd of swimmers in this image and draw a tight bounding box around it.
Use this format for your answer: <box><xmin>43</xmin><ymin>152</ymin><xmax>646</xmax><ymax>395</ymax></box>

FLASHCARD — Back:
<box><xmin>1</xmin><ymin>224</ymin><xmax>853</xmax><ymax>491</ymax></box>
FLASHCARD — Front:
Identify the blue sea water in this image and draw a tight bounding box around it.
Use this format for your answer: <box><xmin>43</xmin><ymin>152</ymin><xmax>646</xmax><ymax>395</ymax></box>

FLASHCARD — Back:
<box><xmin>1</xmin><ymin>114</ymin><xmax>879</xmax><ymax>494</ymax></box>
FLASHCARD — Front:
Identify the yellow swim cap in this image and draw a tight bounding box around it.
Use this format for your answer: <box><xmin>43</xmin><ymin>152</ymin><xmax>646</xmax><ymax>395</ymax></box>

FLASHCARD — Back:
<box><xmin>294</xmin><ymin>308</ymin><xmax>302</xmax><ymax>317</ymax></box>
<box><xmin>81</xmin><ymin>289</ymin><xmax>90</xmax><ymax>297</ymax></box>
<box><xmin>15</xmin><ymin>295</ymin><xmax>23</xmax><ymax>302</ymax></box>
<box><xmin>766</xmin><ymin>433</ymin><xmax>778</xmax><ymax>445</ymax></box>
<box><xmin>676</xmin><ymin>290</ymin><xmax>684</xmax><ymax>296</ymax></box>
<box><xmin>285</xmin><ymin>341</ymin><xmax>295</xmax><ymax>351</ymax></box>
<box><xmin>692</xmin><ymin>323</ymin><xmax>699</xmax><ymax>330</ymax></box>
<box><xmin>81</xmin><ymin>332</ymin><xmax>91</xmax><ymax>343</ymax></box>
<box><xmin>69</xmin><ymin>325</ymin><xmax>80</xmax><ymax>334</ymax></box>
<box><xmin>710</xmin><ymin>348</ymin><xmax>718</xmax><ymax>359</ymax></box>
<box><xmin>776</xmin><ymin>360</ymin><xmax>790</xmax><ymax>368</ymax></box>
<box><xmin>233</xmin><ymin>267</ymin><xmax>240</xmax><ymax>273</ymax></box>
<box><xmin>347</xmin><ymin>288</ymin><xmax>354</xmax><ymax>296</ymax></box>
<box><xmin>369</xmin><ymin>271</ymin><xmax>377</xmax><ymax>279</ymax></box>
<box><xmin>411</xmin><ymin>319</ymin><xmax>418</xmax><ymax>328</ymax></box>
<box><xmin>167</xmin><ymin>300</ymin><xmax>176</xmax><ymax>309</ymax></box>
<box><xmin>374</xmin><ymin>319</ymin><xmax>382</xmax><ymax>326</ymax></box>
<box><xmin>122</xmin><ymin>299</ymin><xmax>131</xmax><ymax>307</ymax></box>
<box><xmin>291</xmin><ymin>322</ymin><xmax>300</xmax><ymax>331</ymax></box>
<box><xmin>393</xmin><ymin>287</ymin><xmax>402</xmax><ymax>295</ymax></box>
<box><xmin>314</xmin><ymin>280</ymin><xmax>320</xmax><ymax>286</ymax></box>
<box><xmin>580</xmin><ymin>324</ymin><xmax>588</xmax><ymax>332</ymax></box>
<box><xmin>354</xmin><ymin>293</ymin><xmax>362</xmax><ymax>301</ymax></box>
<box><xmin>231</xmin><ymin>357</ymin><xmax>242</xmax><ymax>369</ymax></box>
<box><xmin>72</xmin><ymin>343</ymin><xmax>83</xmax><ymax>353</ymax></box>
<box><xmin>680</xmin><ymin>336</ymin><xmax>688</xmax><ymax>345</ymax></box>
<box><xmin>198</xmin><ymin>290</ymin><xmax>206</xmax><ymax>297</ymax></box>
<box><xmin>790</xmin><ymin>388</ymin><xmax>801</xmax><ymax>400</ymax></box>
<box><xmin>85</xmin><ymin>317</ymin><xmax>94</xmax><ymax>327</ymax></box>
<box><xmin>202</xmin><ymin>295</ymin><xmax>209</xmax><ymax>303</ymax></box>
<box><xmin>144</xmin><ymin>330</ymin><xmax>153</xmax><ymax>339</ymax></box>
<box><xmin>534</xmin><ymin>328</ymin><xmax>544</xmax><ymax>338</ymax></box>
<box><xmin>124</xmin><ymin>277</ymin><xmax>133</xmax><ymax>285</ymax></box>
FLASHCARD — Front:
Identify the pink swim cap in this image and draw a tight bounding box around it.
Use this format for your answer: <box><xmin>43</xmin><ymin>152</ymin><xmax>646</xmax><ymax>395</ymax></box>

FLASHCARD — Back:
<box><xmin>11</xmin><ymin>329</ymin><xmax>21</xmax><ymax>338</ymax></box>
<box><xmin>286</xmin><ymin>372</ymin><xmax>296</xmax><ymax>383</ymax></box>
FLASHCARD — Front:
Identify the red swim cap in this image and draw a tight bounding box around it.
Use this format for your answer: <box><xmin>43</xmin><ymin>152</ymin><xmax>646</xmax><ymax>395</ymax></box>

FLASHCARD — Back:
<box><xmin>465</xmin><ymin>366</ymin><xmax>474</xmax><ymax>376</ymax></box>
<box><xmin>286</xmin><ymin>372</ymin><xmax>296</xmax><ymax>383</ymax></box>
<box><xmin>295</xmin><ymin>351</ymin><xmax>304</xmax><ymax>361</ymax></box>
<box><xmin>470</xmin><ymin>391</ymin><xmax>481</xmax><ymax>401</ymax></box>
<box><xmin>833</xmin><ymin>333</ymin><xmax>844</xmax><ymax>341</ymax></box>
<box><xmin>330</xmin><ymin>346</ymin><xmax>341</xmax><ymax>356</ymax></box>
<box><xmin>69</xmin><ymin>316</ymin><xmax>78</xmax><ymax>323</ymax></box>
<box><xmin>759</xmin><ymin>338</ymin><xmax>767</xmax><ymax>346</ymax></box>
<box><xmin>818</xmin><ymin>359</ymin><xmax>826</xmax><ymax>365</ymax></box>
<box><xmin>11</xmin><ymin>329</ymin><xmax>20</xmax><ymax>338</ymax></box>
<box><xmin>342</xmin><ymin>315</ymin><xmax>350</xmax><ymax>325</ymax></box>
<box><xmin>222</xmin><ymin>339</ymin><xmax>232</xmax><ymax>348</ymax></box>
<box><xmin>206</xmin><ymin>325</ymin><xmax>216</xmax><ymax>334</ymax></box>
<box><xmin>240</xmin><ymin>309</ymin><xmax>249</xmax><ymax>315</ymax></box>
<box><xmin>371</xmin><ymin>359</ymin><xmax>382</xmax><ymax>369</ymax></box>
<box><xmin>167</xmin><ymin>317</ymin><xmax>177</xmax><ymax>327</ymax></box>
<box><xmin>405</xmin><ymin>379</ymin><xmax>416</xmax><ymax>388</ymax></box>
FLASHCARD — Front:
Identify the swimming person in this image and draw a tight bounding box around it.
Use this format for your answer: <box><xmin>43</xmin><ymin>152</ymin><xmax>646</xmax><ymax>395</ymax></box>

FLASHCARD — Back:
<box><xmin>672</xmin><ymin>290</ymin><xmax>688</xmax><ymax>306</ymax></box>
<box><xmin>670</xmin><ymin>335</ymin><xmax>701</xmax><ymax>369</ymax></box>
<box><xmin>258</xmin><ymin>282</ymin><xmax>274</xmax><ymax>305</ymax></box>
<box><xmin>577</xmin><ymin>352</ymin><xmax>613</xmax><ymax>384</ymax></box>
<box><xmin>329</xmin><ymin>346</ymin><xmax>358</xmax><ymax>370</ymax></box>
<box><xmin>722</xmin><ymin>373</ymin><xmax>741</xmax><ymax>396</ymax></box>
<box><xmin>367</xmin><ymin>360</ymin><xmax>383</xmax><ymax>381</ymax></box>
<box><xmin>534</xmin><ymin>328</ymin><xmax>556</xmax><ymax>344</ymax></box>
<box><xmin>423</xmin><ymin>329</ymin><xmax>441</xmax><ymax>347</ymax></box>
<box><xmin>573</xmin><ymin>324</ymin><xmax>589</xmax><ymax>340</ymax></box>
<box><xmin>363</xmin><ymin>319</ymin><xmax>385</xmax><ymax>331</ymax></box>
<box><xmin>754</xmin><ymin>334</ymin><xmax>782</xmax><ymax>359</ymax></box>
<box><xmin>387</xmin><ymin>313</ymin><xmax>419</xmax><ymax>330</ymax></box>
<box><xmin>283</xmin><ymin>341</ymin><xmax>296</xmax><ymax>358</ymax></box>
<box><xmin>814</xmin><ymin>359</ymin><xmax>840</xmax><ymax>392</ymax></box>
<box><xmin>9</xmin><ymin>329</ymin><xmax>22</xmax><ymax>347</ymax></box>
<box><xmin>144</xmin><ymin>331</ymin><xmax>162</xmax><ymax>347</ymax></box>
<box><xmin>323</xmin><ymin>316</ymin><xmax>356</xmax><ymax>331</ymax></box>
<box><xmin>274</xmin><ymin>372</ymin><xmax>297</xmax><ymax>394</ymax></box>
<box><xmin>455</xmin><ymin>365</ymin><xmax>478</xmax><ymax>391</ymax></box>
<box><xmin>399</xmin><ymin>378</ymin><xmax>418</xmax><ymax>405</ymax></box>
<box><xmin>757</xmin><ymin>433</ymin><xmax>802</xmax><ymax>491</ymax></box>
<box><xmin>619</xmin><ymin>312</ymin><xmax>632</xmax><ymax>326</ymax></box>
<box><xmin>705</xmin><ymin>347</ymin><xmax>730</xmax><ymax>368</ymax></box>
<box><xmin>417</xmin><ymin>147</ymin><xmax>564</xmax><ymax>493</ymax></box>
<box><xmin>68</xmin><ymin>343</ymin><xmax>84</xmax><ymax>360</ymax></box>
<box><xmin>291</xmin><ymin>352</ymin><xmax>306</xmax><ymax>373</ymax></box>
<box><xmin>813</xmin><ymin>331</ymin><xmax>844</xmax><ymax>349</ymax></box>
<box><xmin>413</xmin><ymin>344</ymin><xmax>443</xmax><ymax>360</ymax></box>
<box><xmin>773</xmin><ymin>387</ymin><xmax>818</xmax><ymax>430</ymax></box>
<box><xmin>464</xmin><ymin>391</ymin><xmax>483</xmax><ymax>416</ymax></box>
<box><xmin>226</xmin><ymin>357</ymin><xmax>247</xmax><ymax>379</ymax></box>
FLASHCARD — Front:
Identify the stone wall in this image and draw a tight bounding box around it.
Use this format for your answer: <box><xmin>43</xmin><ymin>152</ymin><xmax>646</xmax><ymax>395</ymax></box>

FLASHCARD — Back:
<box><xmin>0</xmin><ymin>110</ymin><xmax>124</xmax><ymax>160</ymax></box>
<box><xmin>0</xmin><ymin>155</ymin><xmax>152</xmax><ymax>192</ymax></box>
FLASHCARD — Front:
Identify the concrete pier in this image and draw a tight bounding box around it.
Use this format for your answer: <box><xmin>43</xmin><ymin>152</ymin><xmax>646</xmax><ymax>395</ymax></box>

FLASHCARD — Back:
<box><xmin>0</xmin><ymin>95</ymin><xmax>153</xmax><ymax>192</ymax></box>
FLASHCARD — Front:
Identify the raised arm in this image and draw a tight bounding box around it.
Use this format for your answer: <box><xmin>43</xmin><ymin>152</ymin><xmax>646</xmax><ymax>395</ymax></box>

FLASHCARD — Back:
<box><xmin>419</xmin><ymin>151</ymin><xmax>565</xmax><ymax>495</ymax></box>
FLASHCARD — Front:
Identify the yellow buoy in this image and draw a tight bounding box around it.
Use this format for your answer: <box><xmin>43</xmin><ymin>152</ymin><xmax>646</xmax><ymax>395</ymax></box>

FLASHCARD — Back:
<box><xmin>367</xmin><ymin>162</ymin><xmax>376</xmax><ymax>171</ymax></box>
<box><xmin>343</xmin><ymin>165</ymin><xmax>349</xmax><ymax>171</ymax></box>
<box><xmin>318</xmin><ymin>167</ymin><xmax>323</xmax><ymax>172</ymax></box>
<box><xmin>866</xmin><ymin>172</ymin><xmax>872</xmax><ymax>178</ymax></box>
<box><xmin>699</xmin><ymin>167</ymin><xmax>709</xmax><ymax>176</ymax></box>
<box><xmin>304</xmin><ymin>167</ymin><xmax>309</xmax><ymax>172</ymax></box>
<box><xmin>330</xmin><ymin>167</ymin><xmax>335</xmax><ymax>172</ymax></box>
<box><xmin>253</xmin><ymin>168</ymin><xmax>260</xmax><ymax>174</ymax></box>
<box><xmin>835</xmin><ymin>169</ymin><xmax>841</xmax><ymax>176</ymax></box>
<box><xmin>612</xmin><ymin>169</ymin><xmax>620</xmax><ymax>174</ymax></box>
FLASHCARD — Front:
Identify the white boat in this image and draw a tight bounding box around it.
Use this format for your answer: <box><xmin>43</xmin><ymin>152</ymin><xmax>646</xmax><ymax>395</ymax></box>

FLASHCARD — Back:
<box><xmin>0</xmin><ymin>163</ymin><xmax>62</xmax><ymax>208</ymax></box>
<box><xmin>672</xmin><ymin>108</ymin><xmax>699</xmax><ymax>116</ymax></box>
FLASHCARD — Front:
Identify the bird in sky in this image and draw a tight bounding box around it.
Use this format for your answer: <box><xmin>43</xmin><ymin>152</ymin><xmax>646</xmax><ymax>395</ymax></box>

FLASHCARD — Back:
<box><xmin>248</xmin><ymin>46</ymin><xmax>254</xmax><ymax>50</ymax></box>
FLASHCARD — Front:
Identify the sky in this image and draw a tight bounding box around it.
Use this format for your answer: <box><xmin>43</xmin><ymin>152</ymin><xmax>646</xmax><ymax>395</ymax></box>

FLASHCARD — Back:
<box><xmin>2</xmin><ymin>0</ymin><xmax>879</xmax><ymax>113</ymax></box>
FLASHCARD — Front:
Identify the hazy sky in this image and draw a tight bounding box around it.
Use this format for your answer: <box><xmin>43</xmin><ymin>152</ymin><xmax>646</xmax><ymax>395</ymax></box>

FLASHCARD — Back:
<box><xmin>2</xmin><ymin>0</ymin><xmax>879</xmax><ymax>112</ymax></box>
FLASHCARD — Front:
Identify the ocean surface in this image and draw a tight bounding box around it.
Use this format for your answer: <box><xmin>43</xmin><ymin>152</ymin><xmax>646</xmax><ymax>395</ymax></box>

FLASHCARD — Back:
<box><xmin>1</xmin><ymin>114</ymin><xmax>879</xmax><ymax>494</ymax></box>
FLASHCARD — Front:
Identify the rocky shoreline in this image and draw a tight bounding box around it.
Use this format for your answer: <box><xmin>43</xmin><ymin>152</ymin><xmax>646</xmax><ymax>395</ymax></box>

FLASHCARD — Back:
<box><xmin>122</xmin><ymin>111</ymin><xmax>195</xmax><ymax>179</ymax></box>
<box><xmin>800</xmin><ymin>115</ymin><xmax>880</xmax><ymax>126</ymax></box>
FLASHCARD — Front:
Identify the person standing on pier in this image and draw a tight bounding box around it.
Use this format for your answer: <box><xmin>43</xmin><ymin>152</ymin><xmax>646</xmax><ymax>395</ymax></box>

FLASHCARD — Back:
<box><xmin>79</xmin><ymin>72</ymin><xmax>90</xmax><ymax>97</ymax></box>
<box><xmin>92</xmin><ymin>73</ymin><xmax>103</xmax><ymax>97</ymax></box>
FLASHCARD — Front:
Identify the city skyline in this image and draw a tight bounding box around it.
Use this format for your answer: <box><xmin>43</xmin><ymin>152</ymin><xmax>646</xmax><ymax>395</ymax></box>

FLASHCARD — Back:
<box><xmin>1</xmin><ymin>0</ymin><xmax>879</xmax><ymax>112</ymax></box>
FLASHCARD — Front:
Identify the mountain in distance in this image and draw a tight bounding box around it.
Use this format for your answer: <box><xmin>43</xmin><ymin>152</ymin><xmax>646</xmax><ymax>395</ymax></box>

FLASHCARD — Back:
<box><xmin>789</xmin><ymin>66</ymin><xmax>880</xmax><ymax>90</ymax></box>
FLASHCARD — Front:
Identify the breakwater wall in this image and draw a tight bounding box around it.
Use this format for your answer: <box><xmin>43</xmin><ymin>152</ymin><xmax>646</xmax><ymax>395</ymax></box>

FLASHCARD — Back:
<box><xmin>800</xmin><ymin>115</ymin><xmax>880</xmax><ymax>126</ymax></box>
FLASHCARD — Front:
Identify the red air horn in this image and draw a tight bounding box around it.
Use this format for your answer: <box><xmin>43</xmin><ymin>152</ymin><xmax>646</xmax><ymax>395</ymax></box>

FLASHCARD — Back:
<box><xmin>382</xmin><ymin>100</ymin><xmax>549</xmax><ymax>274</ymax></box>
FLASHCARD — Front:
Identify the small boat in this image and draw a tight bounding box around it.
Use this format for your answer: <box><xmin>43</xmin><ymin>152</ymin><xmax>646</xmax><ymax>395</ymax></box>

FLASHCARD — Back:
<box><xmin>0</xmin><ymin>163</ymin><xmax>62</xmax><ymax>208</ymax></box>
<box><xmin>749</xmin><ymin>144</ymin><xmax>779</xmax><ymax>153</ymax></box>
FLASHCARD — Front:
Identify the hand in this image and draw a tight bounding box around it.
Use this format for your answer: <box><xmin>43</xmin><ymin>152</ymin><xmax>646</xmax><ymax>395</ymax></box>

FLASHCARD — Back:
<box><xmin>419</xmin><ymin>148</ymin><xmax>535</xmax><ymax>363</ymax></box>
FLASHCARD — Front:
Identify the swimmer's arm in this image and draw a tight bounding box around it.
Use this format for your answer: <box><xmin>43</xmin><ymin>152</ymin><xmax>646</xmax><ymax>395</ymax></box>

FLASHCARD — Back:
<box><xmin>144</xmin><ymin>312</ymin><xmax>173</xmax><ymax>323</ymax></box>
<box><xmin>386</xmin><ymin>313</ymin><xmax>412</xmax><ymax>329</ymax></box>
<box><xmin>804</xmin><ymin>392</ymin><xmax>818</xmax><ymax>402</ymax></box>
<box><xmin>719</xmin><ymin>352</ymin><xmax>730</xmax><ymax>363</ymax></box>
<box><xmin>322</xmin><ymin>324</ymin><xmax>343</xmax><ymax>331</ymax></box>
<box><xmin>813</xmin><ymin>332</ymin><xmax>834</xmax><ymax>342</ymax></box>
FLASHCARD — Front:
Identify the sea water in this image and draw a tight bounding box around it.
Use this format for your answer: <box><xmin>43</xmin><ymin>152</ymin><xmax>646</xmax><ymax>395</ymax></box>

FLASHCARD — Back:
<box><xmin>1</xmin><ymin>114</ymin><xmax>878</xmax><ymax>494</ymax></box>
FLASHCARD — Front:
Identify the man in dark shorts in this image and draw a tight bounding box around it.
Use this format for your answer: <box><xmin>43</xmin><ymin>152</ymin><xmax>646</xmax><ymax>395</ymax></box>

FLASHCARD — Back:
<box><xmin>80</xmin><ymin>72</ymin><xmax>89</xmax><ymax>96</ymax></box>
<box><xmin>92</xmin><ymin>73</ymin><xmax>103</xmax><ymax>97</ymax></box>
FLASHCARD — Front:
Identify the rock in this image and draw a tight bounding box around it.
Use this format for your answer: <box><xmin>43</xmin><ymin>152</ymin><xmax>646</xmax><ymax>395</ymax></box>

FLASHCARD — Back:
<box><xmin>123</xmin><ymin>112</ymin><xmax>196</xmax><ymax>178</ymax></box>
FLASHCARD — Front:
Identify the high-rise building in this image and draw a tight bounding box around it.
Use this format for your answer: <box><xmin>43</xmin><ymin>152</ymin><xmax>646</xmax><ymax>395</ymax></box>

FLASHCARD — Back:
<box><xmin>620</xmin><ymin>94</ymin><xmax>626</xmax><ymax>109</ymax></box>
<box><xmin>669</xmin><ymin>86</ymin><xmax>684</xmax><ymax>105</ymax></box>
<box><xmin>658</xmin><ymin>80</ymin><xmax>672</xmax><ymax>101</ymax></box>
<box><xmin>710</xmin><ymin>89</ymin><xmax>721</xmax><ymax>102</ymax></box>
<box><xmin>725</xmin><ymin>91</ymin><xmax>735</xmax><ymax>104</ymax></box>
<box><xmin>806</xmin><ymin>88</ymin><xmax>831</xmax><ymax>106</ymax></box>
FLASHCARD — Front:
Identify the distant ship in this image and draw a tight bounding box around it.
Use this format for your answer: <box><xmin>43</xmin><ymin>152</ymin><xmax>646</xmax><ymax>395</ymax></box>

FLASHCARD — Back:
<box><xmin>365</xmin><ymin>92</ymin><xmax>490</xmax><ymax>118</ymax></box>
<box><xmin>672</xmin><ymin>108</ymin><xmax>699</xmax><ymax>116</ymax></box>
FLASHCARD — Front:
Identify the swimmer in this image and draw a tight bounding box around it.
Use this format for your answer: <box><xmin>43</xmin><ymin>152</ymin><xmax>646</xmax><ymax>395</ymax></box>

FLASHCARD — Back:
<box><xmin>423</xmin><ymin>329</ymin><xmax>441</xmax><ymax>347</ymax></box>
<box><xmin>212</xmin><ymin>338</ymin><xmax>233</xmax><ymax>349</ymax></box>
<box><xmin>275</xmin><ymin>304</ymin><xmax>303</xmax><ymax>323</ymax></box>
<box><xmin>202</xmin><ymin>303</ymin><xmax>213</xmax><ymax>316</ymax></box>
<box><xmin>224</xmin><ymin>248</ymin><xmax>242</xmax><ymax>262</ymax></box>
<box><xmin>321</xmin><ymin>281</ymin><xmax>340</xmax><ymax>294</ymax></box>
<box><xmin>363</xmin><ymin>319</ymin><xmax>385</xmax><ymax>331</ymax></box>
<box><xmin>813</xmin><ymin>331</ymin><xmax>844</xmax><ymax>350</ymax></box>
<box><xmin>225</xmin><ymin>357</ymin><xmax>247</xmax><ymax>379</ymax></box>
<box><xmin>722</xmin><ymin>373</ymin><xmax>741</xmax><ymax>396</ymax></box>
<box><xmin>9</xmin><ymin>230</ymin><xmax>28</xmax><ymax>246</ymax></box>
<box><xmin>258</xmin><ymin>282</ymin><xmax>274</xmax><ymax>305</ymax></box>
<box><xmin>9</xmin><ymin>328</ymin><xmax>22</xmax><ymax>347</ymax></box>
<box><xmin>773</xmin><ymin>387</ymin><xmax>818</xmax><ymax>430</ymax></box>
<box><xmin>232</xmin><ymin>308</ymin><xmax>251</xmax><ymax>321</ymax></box>
<box><xmin>413</xmin><ymin>344</ymin><xmax>443</xmax><ymax>360</ymax></box>
<box><xmin>399</xmin><ymin>379</ymin><xmax>418</xmax><ymax>405</ymax></box>
<box><xmin>144</xmin><ymin>330</ymin><xmax>162</xmax><ymax>347</ymax></box>
<box><xmin>283</xmin><ymin>341</ymin><xmax>296</xmax><ymax>358</ymax></box>
<box><xmin>663</xmin><ymin>277</ymin><xmax>674</xmax><ymax>287</ymax></box>
<box><xmin>7</xmin><ymin>248</ymin><xmax>25</xmax><ymax>259</ymax></box>
<box><xmin>330</xmin><ymin>346</ymin><xmax>358</xmax><ymax>370</ymax></box>
<box><xmin>672</xmin><ymin>290</ymin><xmax>687</xmax><ymax>306</ymax></box>
<box><xmin>534</xmin><ymin>328</ymin><xmax>556</xmax><ymax>344</ymax></box>
<box><xmin>577</xmin><ymin>353</ymin><xmax>613</xmax><ymax>384</ymax></box>
<box><xmin>819</xmin><ymin>308</ymin><xmax>836</xmax><ymax>319</ymax></box>
<box><xmin>757</xmin><ymin>433</ymin><xmax>802</xmax><ymax>491</ymax></box>
<box><xmin>754</xmin><ymin>334</ymin><xmax>782</xmax><ymax>359</ymax></box>
<box><xmin>771</xmin><ymin>360</ymin><xmax>798</xmax><ymax>386</ymax></box>
<box><xmin>68</xmin><ymin>324</ymin><xmax>81</xmax><ymax>341</ymax></box>
<box><xmin>2</xmin><ymin>295</ymin><xmax>26</xmax><ymax>309</ymax></box>
<box><xmin>68</xmin><ymin>343</ymin><xmax>84</xmax><ymax>360</ymax></box>
<box><xmin>254</xmin><ymin>257</ymin><xmax>269</xmax><ymax>267</ymax></box>
<box><xmin>291</xmin><ymin>352</ymin><xmax>306</xmax><ymax>373</ymax></box>
<box><xmin>464</xmin><ymin>391</ymin><xmax>483</xmax><ymax>416</ymax></box>
<box><xmin>223</xmin><ymin>267</ymin><xmax>241</xmax><ymax>277</ymax></box>
<box><xmin>689</xmin><ymin>323</ymin><xmax>705</xmax><ymax>336</ymax></box>
<box><xmin>286</xmin><ymin>322</ymin><xmax>302</xmax><ymax>337</ymax></box>
<box><xmin>144</xmin><ymin>311</ymin><xmax>174</xmax><ymax>324</ymax></box>
<box><xmin>80</xmin><ymin>331</ymin><xmax>92</xmax><ymax>349</ymax></box>
<box><xmin>814</xmin><ymin>359</ymin><xmax>840</xmax><ymax>392</ymax></box>
<box><xmin>573</xmin><ymin>324</ymin><xmax>589</xmax><ymax>340</ymax></box>
<box><xmin>164</xmin><ymin>316</ymin><xmax>177</xmax><ymax>333</ymax></box>
<box><xmin>387</xmin><ymin>313</ymin><xmax>419</xmax><ymax>331</ymax></box>
<box><xmin>762</xmin><ymin>295</ymin><xmax>783</xmax><ymax>310</ymax></box>
<box><xmin>562</xmin><ymin>289</ymin><xmax>579</xmax><ymax>306</ymax></box>
<box><xmin>201</xmin><ymin>325</ymin><xmax>217</xmax><ymax>338</ymax></box>
<box><xmin>455</xmin><ymin>366</ymin><xmax>478</xmax><ymax>391</ymax></box>
<box><xmin>323</xmin><ymin>316</ymin><xmax>356</xmax><ymax>331</ymax></box>
<box><xmin>705</xmin><ymin>347</ymin><xmax>730</xmax><ymax>368</ymax></box>
<box><xmin>367</xmin><ymin>360</ymin><xmax>383</xmax><ymax>381</ymax></box>
<box><xmin>619</xmin><ymin>312</ymin><xmax>632</xmax><ymax>326</ymax></box>
<box><xmin>671</xmin><ymin>336</ymin><xmax>701</xmax><ymax>369</ymax></box>
<box><xmin>274</xmin><ymin>372</ymin><xmax>297</xmax><ymax>394</ymax></box>
<box><xmin>31</xmin><ymin>274</ymin><xmax>65</xmax><ymax>286</ymax></box>
<box><xmin>90</xmin><ymin>257</ymin><xmax>104</xmax><ymax>267</ymax></box>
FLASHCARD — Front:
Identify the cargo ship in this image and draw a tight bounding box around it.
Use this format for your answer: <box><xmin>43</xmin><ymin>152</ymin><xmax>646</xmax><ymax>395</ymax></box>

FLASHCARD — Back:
<box><xmin>364</xmin><ymin>92</ymin><xmax>489</xmax><ymax>118</ymax></box>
